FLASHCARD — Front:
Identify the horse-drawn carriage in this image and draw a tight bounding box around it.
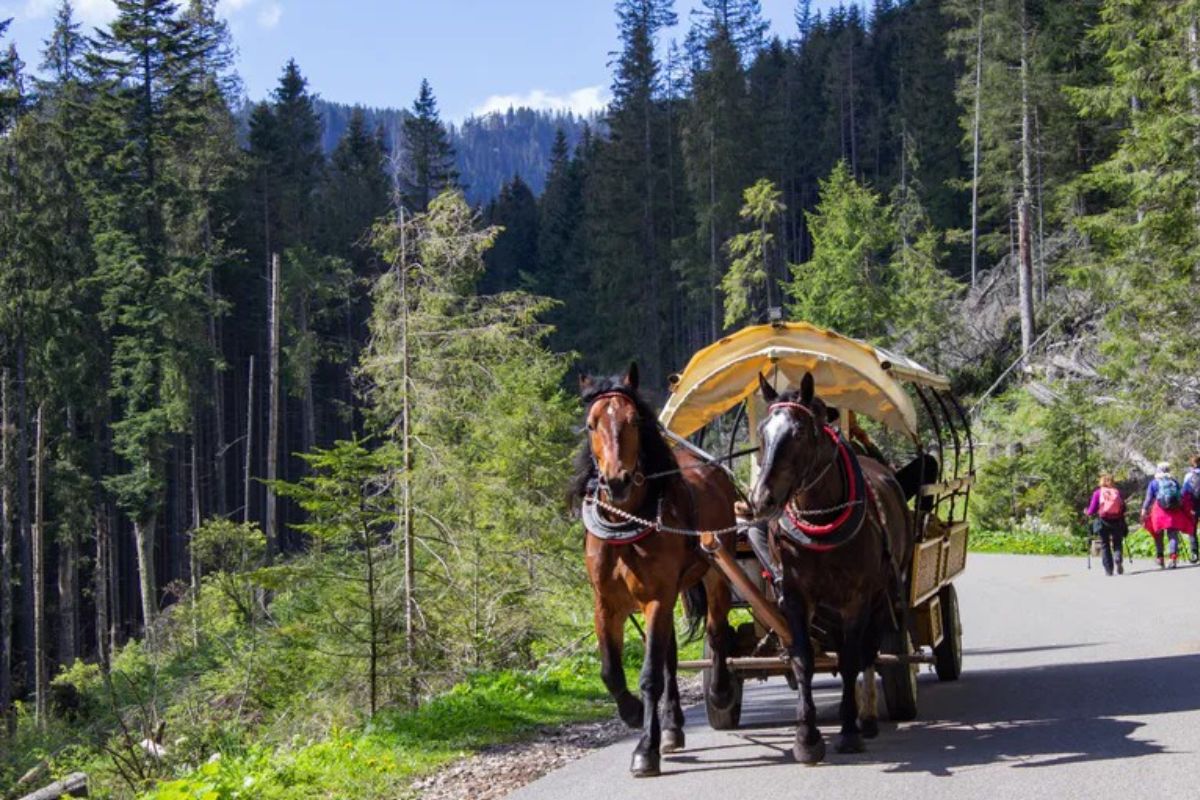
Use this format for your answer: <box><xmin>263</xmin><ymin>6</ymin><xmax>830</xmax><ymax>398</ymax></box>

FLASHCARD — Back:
<box><xmin>658</xmin><ymin>322</ymin><xmax>973</xmax><ymax>728</ymax></box>
<box><xmin>576</xmin><ymin>320</ymin><xmax>974</xmax><ymax>775</ymax></box>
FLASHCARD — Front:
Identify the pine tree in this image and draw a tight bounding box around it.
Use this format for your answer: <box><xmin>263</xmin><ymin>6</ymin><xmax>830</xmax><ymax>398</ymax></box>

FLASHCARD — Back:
<box><xmin>1069</xmin><ymin>0</ymin><xmax>1200</xmax><ymax>429</ymax></box>
<box><xmin>80</xmin><ymin>0</ymin><xmax>222</xmax><ymax>635</ymax></box>
<box><xmin>400</xmin><ymin>79</ymin><xmax>457</xmax><ymax>212</ymax></box>
<box><xmin>722</xmin><ymin>178</ymin><xmax>786</xmax><ymax>328</ymax></box>
<box><xmin>786</xmin><ymin>161</ymin><xmax>894</xmax><ymax>339</ymax></box>
<box><xmin>320</xmin><ymin>107</ymin><xmax>391</xmax><ymax>271</ymax></box>
<box><xmin>481</xmin><ymin>175</ymin><xmax>539</xmax><ymax>293</ymax></box>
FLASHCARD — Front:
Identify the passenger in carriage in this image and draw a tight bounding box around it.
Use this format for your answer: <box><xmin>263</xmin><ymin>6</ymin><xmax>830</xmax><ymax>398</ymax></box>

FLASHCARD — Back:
<box><xmin>1084</xmin><ymin>473</ymin><xmax>1127</xmax><ymax>576</ymax></box>
<box><xmin>1140</xmin><ymin>463</ymin><xmax>1196</xmax><ymax>569</ymax></box>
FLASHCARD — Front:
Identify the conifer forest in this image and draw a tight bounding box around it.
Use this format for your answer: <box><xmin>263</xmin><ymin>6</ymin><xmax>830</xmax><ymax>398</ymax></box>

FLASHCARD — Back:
<box><xmin>1</xmin><ymin>0</ymin><xmax>1199</xmax><ymax>796</ymax></box>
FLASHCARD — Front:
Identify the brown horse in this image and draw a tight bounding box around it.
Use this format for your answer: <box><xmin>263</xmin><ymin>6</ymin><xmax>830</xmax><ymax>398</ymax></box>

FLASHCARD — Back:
<box><xmin>571</xmin><ymin>364</ymin><xmax>738</xmax><ymax>777</ymax></box>
<box><xmin>748</xmin><ymin>372</ymin><xmax>914</xmax><ymax>763</ymax></box>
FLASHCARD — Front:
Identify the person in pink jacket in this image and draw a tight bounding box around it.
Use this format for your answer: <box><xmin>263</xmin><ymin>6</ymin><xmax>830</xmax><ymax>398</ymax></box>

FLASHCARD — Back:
<box><xmin>1084</xmin><ymin>473</ymin><xmax>1127</xmax><ymax>576</ymax></box>
<box><xmin>1140</xmin><ymin>462</ymin><xmax>1196</xmax><ymax>569</ymax></box>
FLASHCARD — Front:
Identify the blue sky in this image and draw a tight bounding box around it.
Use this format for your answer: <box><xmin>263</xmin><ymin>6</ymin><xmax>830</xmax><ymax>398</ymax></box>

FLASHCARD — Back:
<box><xmin>0</xmin><ymin>0</ymin><xmax>847</xmax><ymax>120</ymax></box>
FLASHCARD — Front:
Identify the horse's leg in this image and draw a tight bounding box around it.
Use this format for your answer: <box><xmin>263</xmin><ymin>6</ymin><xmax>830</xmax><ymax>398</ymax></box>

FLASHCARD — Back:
<box><xmin>781</xmin><ymin>590</ymin><xmax>825</xmax><ymax>764</ymax></box>
<box><xmin>834</xmin><ymin>614</ymin><xmax>869</xmax><ymax>754</ymax></box>
<box><xmin>595</xmin><ymin>600</ymin><xmax>642</xmax><ymax>728</ymax></box>
<box><xmin>660</xmin><ymin>626</ymin><xmax>686</xmax><ymax>753</ymax></box>
<box><xmin>631</xmin><ymin>598</ymin><xmax>672</xmax><ymax>777</ymax></box>
<box><xmin>858</xmin><ymin>664</ymin><xmax>880</xmax><ymax>739</ymax></box>
<box><xmin>703</xmin><ymin>568</ymin><xmax>736</xmax><ymax>710</ymax></box>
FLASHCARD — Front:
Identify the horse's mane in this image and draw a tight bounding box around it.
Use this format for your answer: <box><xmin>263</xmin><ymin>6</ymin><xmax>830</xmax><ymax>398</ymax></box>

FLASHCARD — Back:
<box><xmin>567</xmin><ymin>376</ymin><xmax>676</xmax><ymax>509</ymax></box>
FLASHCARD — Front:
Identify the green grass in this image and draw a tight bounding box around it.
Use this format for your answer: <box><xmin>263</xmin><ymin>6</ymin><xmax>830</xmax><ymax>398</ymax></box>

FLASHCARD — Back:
<box><xmin>968</xmin><ymin>529</ymin><xmax>1087</xmax><ymax>556</ymax></box>
<box><xmin>143</xmin><ymin>658</ymin><xmax>616</xmax><ymax>800</ymax></box>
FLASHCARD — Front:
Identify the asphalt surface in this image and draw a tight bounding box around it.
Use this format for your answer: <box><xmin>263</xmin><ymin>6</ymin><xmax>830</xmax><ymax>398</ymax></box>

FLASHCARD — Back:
<box><xmin>510</xmin><ymin>553</ymin><xmax>1200</xmax><ymax>800</ymax></box>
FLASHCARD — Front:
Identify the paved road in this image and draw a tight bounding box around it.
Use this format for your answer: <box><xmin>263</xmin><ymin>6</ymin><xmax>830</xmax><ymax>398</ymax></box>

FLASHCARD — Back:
<box><xmin>511</xmin><ymin>553</ymin><xmax>1200</xmax><ymax>800</ymax></box>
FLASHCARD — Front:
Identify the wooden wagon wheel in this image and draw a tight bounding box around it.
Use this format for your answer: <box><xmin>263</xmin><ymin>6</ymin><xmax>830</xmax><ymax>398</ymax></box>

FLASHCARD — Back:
<box><xmin>880</xmin><ymin>624</ymin><xmax>918</xmax><ymax>722</ymax></box>
<box><xmin>934</xmin><ymin>583</ymin><xmax>963</xmax><ymax>681</ymax></box>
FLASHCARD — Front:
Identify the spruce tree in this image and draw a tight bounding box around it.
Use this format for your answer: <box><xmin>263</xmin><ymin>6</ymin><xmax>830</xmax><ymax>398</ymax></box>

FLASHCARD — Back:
<box><xmin>400</xmin><ymin>79</ymin><xmax>457</xmax><ymax>212</ymax></box>
<box><xmin>481</xmin><ymin>175</ymin><xmax>539</xmax><ymax>293</ymax></box>
<box><xmin>80</xmin><ymin>0</ymin><xmax>221</xmax><ymax>634</ymax></box>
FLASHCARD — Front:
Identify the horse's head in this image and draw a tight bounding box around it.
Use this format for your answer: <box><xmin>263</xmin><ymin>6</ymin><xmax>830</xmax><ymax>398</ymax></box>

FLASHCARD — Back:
<box><xmin>579</xmin><ymin>363</ymin><xmax>644</xmax><ymax>504</ymax></box>
<box><xmin>750</xmin><ymin>371</ymin><xmax>836</xmax><ymax>518</ymax></box>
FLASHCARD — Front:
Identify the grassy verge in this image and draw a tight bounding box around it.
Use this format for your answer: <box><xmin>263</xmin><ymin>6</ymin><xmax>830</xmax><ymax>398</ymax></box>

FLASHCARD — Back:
<box><xmin>968</xmin><ymin>529</ymin><xmax>1087</xmax><ymax>556</ymax></box>
<box><xmin>143</xmin><ymin>658</ymin><xmax>616</xmax><ymax>799</ymax></box>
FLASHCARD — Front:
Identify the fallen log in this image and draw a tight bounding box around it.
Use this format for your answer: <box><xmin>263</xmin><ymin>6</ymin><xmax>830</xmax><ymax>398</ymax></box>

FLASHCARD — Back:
<box><xmin>16</xmin><ymin>773</ymin><xmax>88</xmax><ymax>800</ymax></box>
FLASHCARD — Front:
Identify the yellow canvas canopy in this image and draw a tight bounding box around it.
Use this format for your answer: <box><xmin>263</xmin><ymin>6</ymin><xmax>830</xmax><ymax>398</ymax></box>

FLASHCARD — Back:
<box><xmin>659</xmin><ymin>322</ymin><xmax>949</xmax><ymax>441</ymax></box>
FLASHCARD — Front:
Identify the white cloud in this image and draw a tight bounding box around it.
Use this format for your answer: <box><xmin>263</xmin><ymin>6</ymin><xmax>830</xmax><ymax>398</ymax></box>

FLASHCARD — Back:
<box><xmin>472</xmin><ymin>85</ymin><xmax>609</xmax><ymax>118</ymax></box>
<box><xmin>256</xmin><ymin>2</ymin><xmax>282</xmax><ymax>29</ymax></box>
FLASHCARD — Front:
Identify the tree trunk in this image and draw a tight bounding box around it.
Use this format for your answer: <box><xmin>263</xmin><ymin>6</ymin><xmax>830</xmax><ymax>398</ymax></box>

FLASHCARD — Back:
<box><xmin>970</xmin><ymin>0</ymin><xmax>984</xmax><ymax>288</ymax></box>
<box><xmin>33</xmin><ymin>403</ymin><xmax>46</xmax><ymax>727</ymax></box>
<box><xmin>16</xmin><ymin>336</ymin><xmax>33</xmax><ymax>692</ymax></box>
<box><xmin>93</xmin><ymin>501</ymin><xmax>111</xmax><ymax>671</ymax></box>
<box><xmin>207</xmin><ymin>257</ymin><xmax>227</xmax><ymax>520</ymax></box>
<box><xmin>266</xmin><ymin>254</ymin><xmax>281</xmax><ymax>560</ymax></box>
<box><xmin>298</xmin><ymin>300</ymin><xmax>316</xmax><ymax>455</ymax></box>
<box><xmin>133</xmin><ymin>514</ymin><xmax>157</xmax><ymax>641</ymax></box>
<box><xmin>1190</xmin><ymin>20</ymin><xmax>1200</xmax><ymax>218</ymax></box>
<box><xmin>243</xmin><ymin>356</ymin><xmax>254</xmax><ymax>525</ymax></box>
<box><xmin>57</xmin><ymin>410</ymin><xmax>79</xmax><ymax>669</ymax></box>
<box><xmin>1</xmin><ymin>370</ymin><xmax>13</xmax><ymax>732</ymax></box>
<box><xmin>399</xmin><ymin>209</ymin><xmax>417</xmax><ymax>707</ymax></box>
<box><xmin>1017</xmin><ymin>2</ymin><xmax>1036</xmax><ymax>354</ymax></box>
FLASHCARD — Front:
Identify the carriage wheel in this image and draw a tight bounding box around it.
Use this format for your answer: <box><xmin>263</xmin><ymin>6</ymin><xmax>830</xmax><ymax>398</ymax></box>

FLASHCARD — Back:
<box><xmin>880</xmin><ymin>627</ymin><xmax>918</xmax><ymax>722</ymax></box>
<box><xmin>934</xmin><ymin>584</ymin><xmax>963</xmax><ymax>682</ymax></box>
<box><xmin>702</xmin><ymin>634</ymin><xmax>743</xmax><ymax>730</ymax></box>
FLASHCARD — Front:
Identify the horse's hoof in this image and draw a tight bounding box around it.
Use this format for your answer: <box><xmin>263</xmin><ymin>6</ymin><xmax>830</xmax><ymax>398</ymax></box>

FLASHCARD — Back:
<box><xmin>708</xmin><ymin>688</ymin><xmax>736</xmax><ymax>711</ymax></box>
<box><xmin>661</xmin><ymin>728</ymin><xmax>685</xmax><ymax>753</ymax></box>
<box><xmin>617</xmin><ymin>694</ymin><xmax>644</xmax><ymax>729</ymax></box>
<box><xmin>793</xmin><ymin>736</ymin><xmax>825</xmax><ymax>765</ymax></box>
<box><xmin>835</xmin><ymin>732</ymin><xmax>866</xmax><ymax>754</ymax></box>
<box><xmin>631</xmin><ymin>751</ymin><xmax>661</xmax><ymax>777</ymax></box>
<box><xmin>861</xmin><ymin>718</ymin><xmax>880</xmax><ymax>739</ymax></box>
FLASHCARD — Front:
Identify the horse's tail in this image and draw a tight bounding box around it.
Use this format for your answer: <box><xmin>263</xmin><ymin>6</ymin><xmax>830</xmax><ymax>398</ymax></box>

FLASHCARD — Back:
<box><xmin>681</xmin><ymin>581</ymin><xmax>707</xmax><ymax>644</ymax></box>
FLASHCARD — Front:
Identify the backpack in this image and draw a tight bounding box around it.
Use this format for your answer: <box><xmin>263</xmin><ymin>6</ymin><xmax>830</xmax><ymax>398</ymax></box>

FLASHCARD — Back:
<box><xmin>1156</xmin><ymin>477</ymin><xmax>1182</xmax><ymax>511</ymax></box>
<box><xmin>1185</xmin><ymin>470</ymin><xmax>1200</xmax><ymax>503</ymax></box>
<box><xmin>1098</xmin><ymin>486</ymin><xmax>1122</xmax><ymax>518</ymax></box>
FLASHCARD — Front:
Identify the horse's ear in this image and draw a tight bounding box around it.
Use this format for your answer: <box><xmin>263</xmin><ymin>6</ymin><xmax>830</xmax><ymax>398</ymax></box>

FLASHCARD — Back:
<box><xmin>811</xmin><ymin>396</ymin><xmax>829</xmax><ymax>428</ymax></box>
<box><xmin>800</xmin><ymin>372</ymin><xmax>815</xmax><ymax>406</ymax></box>
<box><xmin>623</xmin><ymin>362</ymin><xmax>639</xmax><ymax>391</ymax></box>
<box><xmin>758</xmin><ymin>372</ymin><xmax>778</xmax><ymax>403</ymax></box>
<box><xmin>578</xmin><ymin>372</ymin><xmax>594</xmax><ymax>395</ymax></box>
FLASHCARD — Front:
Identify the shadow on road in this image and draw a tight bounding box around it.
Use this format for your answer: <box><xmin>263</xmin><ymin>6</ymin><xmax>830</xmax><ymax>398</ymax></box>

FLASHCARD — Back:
<box><xmin>665</xmin><ymin>654</ymin><xmax>1198</xmax><ymax>777</ymax></box>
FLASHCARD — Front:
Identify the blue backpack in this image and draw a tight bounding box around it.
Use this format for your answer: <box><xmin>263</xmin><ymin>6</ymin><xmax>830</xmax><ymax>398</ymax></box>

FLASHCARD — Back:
<box><xmin>1185</xmin><ymin>470</ymin><xmax>1200</xmax><ymax>503</ymax></box>
<box><xmin>1156</xmin><ymin>477</ymin><xmax>1182</xmax><ymax>510</ymax></box>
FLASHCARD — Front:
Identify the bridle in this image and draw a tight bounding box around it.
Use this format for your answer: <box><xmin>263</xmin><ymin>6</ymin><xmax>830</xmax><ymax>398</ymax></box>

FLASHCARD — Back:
<box><xmin>763</xmin><ymin>401</ymin><xmax>840</xmax><ymax>500</ymax></box>
<box><xmin>764</xmin><ymin>400</ymin><xmax>869</xmax><ymax>550</ymax></box>
<box><xmin>586</xmin><ymin>390</ymin><xmax>647</xmax><ymax>499</ymax></box>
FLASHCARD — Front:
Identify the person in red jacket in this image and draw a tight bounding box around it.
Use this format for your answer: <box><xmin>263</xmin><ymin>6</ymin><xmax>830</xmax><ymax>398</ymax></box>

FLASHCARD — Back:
<box><xmin>1084</xmin><ymin>473</ymin><xmax>1127</xmax><ymax>576</ymax></box>
<box><xmin>1141</xmin><ymin>462</ymin><xmax>1196</xmax><ymax>569</ymax></box>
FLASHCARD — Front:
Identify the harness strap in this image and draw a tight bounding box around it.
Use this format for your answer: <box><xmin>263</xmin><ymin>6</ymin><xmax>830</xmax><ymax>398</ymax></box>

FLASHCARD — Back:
<box><xmin>776</xmin><ymin>429</ymin><xmax>869</xmax><ymax>552</ymax></box>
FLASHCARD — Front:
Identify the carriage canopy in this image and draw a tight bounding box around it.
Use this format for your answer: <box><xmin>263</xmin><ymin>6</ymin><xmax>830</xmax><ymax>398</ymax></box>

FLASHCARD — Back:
<box><xmin>659</xmin><ymin>322</ymin><xmax>949</xmax><ymax>441</ymax></box>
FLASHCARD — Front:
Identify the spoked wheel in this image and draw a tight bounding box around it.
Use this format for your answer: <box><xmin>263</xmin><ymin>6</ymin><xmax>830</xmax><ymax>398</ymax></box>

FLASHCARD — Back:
<box><xmin>934</xmin><ymin>584</ymin><xmax>963</xmax><ymax>681</ymax></box>
<box><xmin>880</xmin><ymin>626</ymin><xmax>918</xmax><ymax>722</ymax></box>
<box><xmin>702</xmin><ymin>634</ymin><xmax>743</xmax><ymax>730</ymax></box>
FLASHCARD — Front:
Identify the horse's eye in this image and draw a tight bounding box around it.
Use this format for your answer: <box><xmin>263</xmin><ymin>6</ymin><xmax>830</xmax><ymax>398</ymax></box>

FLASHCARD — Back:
<box><xmin>586</xmin><ymin>422</ymin><xmax>595</xmax><ymax>432</ymax></box>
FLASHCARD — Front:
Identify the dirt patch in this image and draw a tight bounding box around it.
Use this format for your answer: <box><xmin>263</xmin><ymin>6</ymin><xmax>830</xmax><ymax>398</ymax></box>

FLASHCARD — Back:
<box><xmin>411</xmin><ymin>678</ymin><xmax>703</xmax><ymax>799</ymax></box>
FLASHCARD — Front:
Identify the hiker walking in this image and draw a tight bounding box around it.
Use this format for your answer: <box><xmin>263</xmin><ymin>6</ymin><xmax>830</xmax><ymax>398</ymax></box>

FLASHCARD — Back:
<box><xmin>1183</xmin><ymin>455</ymin><xmax>1200</xmax><ymax>564</ymax></box>
<box><xmin>1140</xmin><ymin>462</ymin><xmax>1195</xmax><ymax>569</ymax></box>
<box><xmin>1084</xmin><ymin>473</ymin><xmax>1127</xmax><ymax>576</ymax></box>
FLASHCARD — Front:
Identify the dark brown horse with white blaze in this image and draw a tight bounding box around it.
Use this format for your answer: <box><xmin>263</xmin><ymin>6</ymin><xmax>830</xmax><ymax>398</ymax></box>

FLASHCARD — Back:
<box><xmin>749</xmin><ymin>372</ymin><xmax>914</xmax><ymax>764</ymax></box>
<box><xmin>572</xmin><ymin>364</ymin><xmax>738</xmax><ymax>778</ymax></box>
